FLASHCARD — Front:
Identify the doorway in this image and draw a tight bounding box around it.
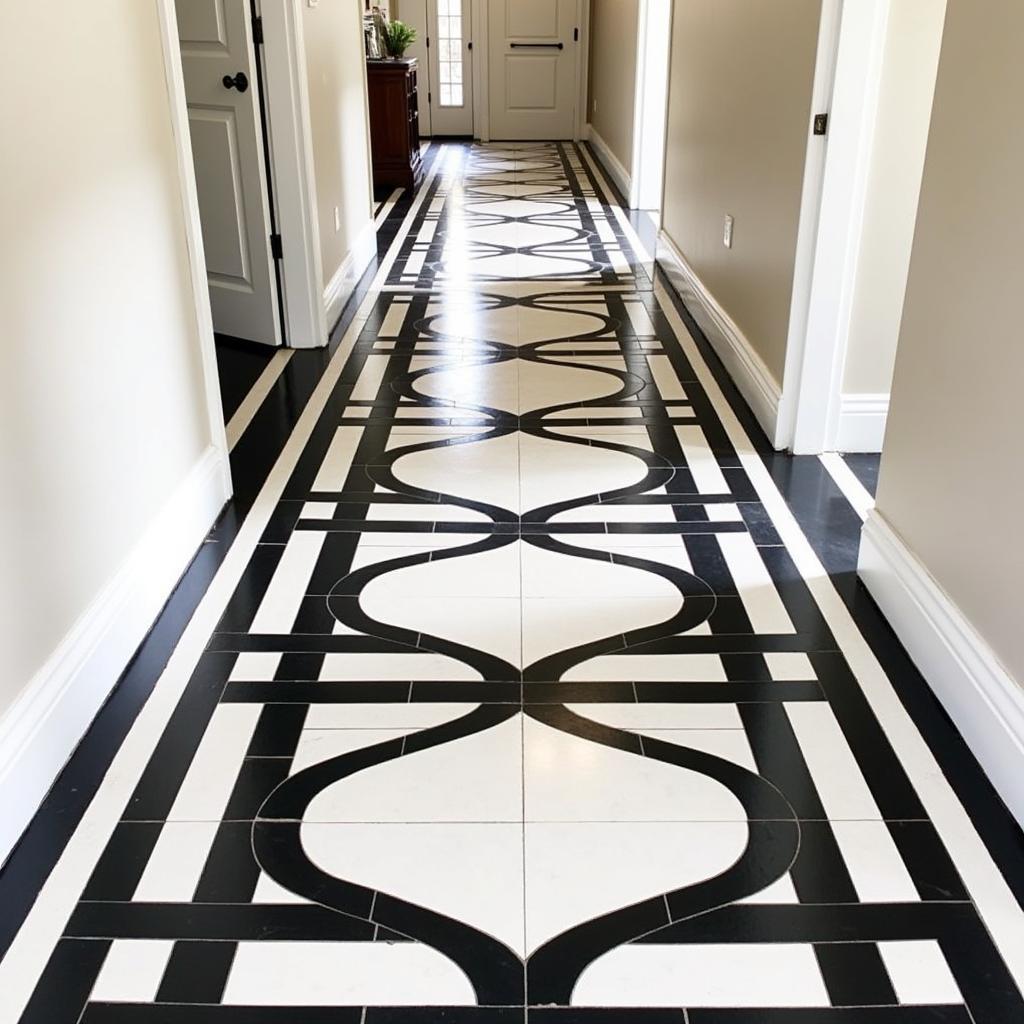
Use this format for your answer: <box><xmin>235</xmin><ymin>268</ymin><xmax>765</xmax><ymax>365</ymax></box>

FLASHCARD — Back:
<box><xmin>397</xmin><ymin>0</ymin><xmax>475</xmax><ymax>137</ymax></box>
<box><xmin>176</xmin><ymin>0</ymin><xmax>283</xmax><ymax>349</ymax></box>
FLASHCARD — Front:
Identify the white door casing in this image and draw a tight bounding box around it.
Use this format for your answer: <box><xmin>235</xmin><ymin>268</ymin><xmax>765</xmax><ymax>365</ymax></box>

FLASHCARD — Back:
<box><xmin>177</xmin><ymin>0</ymin><xmax>281</xmax><ymax>347</ymax></box>
<box><xmin>487</xmin><ymin>0</ymin><xmax>578</xmax><ymax>140</ymax></box>
<box><xmin>400</xmin><ymin>0</ymin><xmax>433</xmax><ymax>136</ymax></box>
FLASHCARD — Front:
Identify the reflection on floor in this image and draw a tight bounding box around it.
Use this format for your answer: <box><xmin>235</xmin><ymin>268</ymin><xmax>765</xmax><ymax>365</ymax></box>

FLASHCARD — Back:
<box><xmin>3</xmin><ymin>143</ymin><xmax>1023</xmax><ymax>1023</ymax></box>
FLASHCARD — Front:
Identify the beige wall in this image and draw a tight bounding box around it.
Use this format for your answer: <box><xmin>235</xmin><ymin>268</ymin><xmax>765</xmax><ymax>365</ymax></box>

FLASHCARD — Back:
<box><xmin>662</xmin><ymin>0</ymin><xmax>821</xmax><ymax>384</ymax></box>
<box><xmin>589</xmin><ymin>0</ymin><xmax>640</xmax><ymax>173</ymax></box>
<box><xmin>876</xmin><ymin>0</ymin><xmax>1024</xmax><ymax>682</ymax></box>
<box><xmin>303</xmin><ymin>1</ymin><xmax>375</xmax><ymax>287</ymax></box>
<box><xmin>0</xmin><ymin>2</ymin><xmax>216</xmax><ymax>712</ymax></box>
<box><xmin>842</xmin><ymin>0</ymin><xmax>946</xmax><ymax>396</ymax></box>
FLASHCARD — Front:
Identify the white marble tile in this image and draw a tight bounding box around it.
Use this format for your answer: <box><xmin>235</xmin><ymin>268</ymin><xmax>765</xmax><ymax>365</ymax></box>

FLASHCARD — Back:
<box><xmin>291</xmin><ymin>728</ymin><xmax>419</xmax><ymax>774</ymax></box>
<box><xmin>304</xmin><ymin>713</ymin><xmax>522</xmax><ymax>822</ymax></box>
<box><xmin>831</xmin><ymin>820</ymin><xmax>919</xmax><ymax>902</ymax></box>
<box><xmin>351</xmin><ymin>354</ymin><xmax>392</xmax><ymax>402</ymax></box>
<box><xmin>360</xmin><ymin>541</ymin><xmax>521</xmax><ymax>598</ymax></box>
<box><xmin>312</xmin><ymin>427</ymin><xmax>364</xmax><ymax>492</ymax></box>
<box><xmin>636</xmin><ymin>728</ymin><xmax>758</xmax><ymax>772</ymax></box>
<box><xmin>573</xmin><ymin>942</ymin><xmax>830</xmax><ymax>1008</ymax></box>
<box><xmin>523</xmin><ymin>715</ymin><xmax>746</xmax><ymax>822</ymax></box>
<box><xmin>765</xmin><ymin>651</ymin><xmax>816</xmax><ymax>680</ymax></box>
<box><xmin>223</xmin><ymin>941</ymin><xmax>475</xmax><ymax>1006</ymax></box>
<box><xmin>522</xmin><ymin>596</ymin><xmax>682</xmax><ymax>669</ymax></box>
<box><xmin>786</xmin><ymin>702</ymin><xmax>883</xmax><ymax>820</ymax></box>
<box><xmin>717</xmin><ymin>532</ymin><xmax>796</xmax><ymax>635</ymax></box>
<box><xmin>249</xmin><ymin>532</ymin><xmax>326</xmax><ymax>634</ymax></box>
<box><xmin>561</xmin><ymin>652</ymin><xmax>728</xmax><ymax>683</ymax></box>
<box><xmin>520</xmin><ymin>433</ymin><xmax>650</xmax><ymax>512</ymax></box>
<box><xmin>525</xmin><ymin>821</ymin><xmax>747</xmax><ymax>952</ymax></box>
<box><xmin>358</xmin><ymin>594</ymin><xmax>521</xmax><ymax>668</ymax></box>
<box><xmin>304</xmin><ymin>703</ymin><xmax>479</xmax><ymax>730</ymax></box>
<box><xmin>132</xmin><ymin>821</ymin><xmax>220</xmax><ymax>902</ymax></box>
<box><xmin>566</xmin><ymin>703</ymin><xmax>743</xmax><ymax>730</ymax></box>
<box><xmin>878</xmin><ymin>940</ymin><xmax>963</xmax><ymax>1005</ymax></box>
<box><xmin>90</xmin><ymin>940</ymin><xmax>175</xmax><ymax>1004</ymax></box>
<box><xmin>302</xmin><ymin>822</ymin><xmax>526</xmax><ymax>954</ymax></box>
<box><xmin>228</xmin><ymin>652</ymin><xmax>282</xmax><ymax>681</ymax></box>
<box><xmin>318</xmin><ymin>651</ymin><xmax>482</xmax><ymax>682</ymax></box>
<box><xmin>521</xmin><ymin>544</ymin><xmax>680</xmax><ymax>599</ymax></box>
<box><xmin>393</xmin><ymin>431</ymin><xmax>520</xmax><ymax>511</ymax></box>
<box><xmin>675</xmin><ymin>424</ymin><xmax>729</xmax><ymax>494</ymax></box>
<box><xmin>167</xmin><ymin>704</ymin><xmax>262</xmax><ymax>822</ymax></box>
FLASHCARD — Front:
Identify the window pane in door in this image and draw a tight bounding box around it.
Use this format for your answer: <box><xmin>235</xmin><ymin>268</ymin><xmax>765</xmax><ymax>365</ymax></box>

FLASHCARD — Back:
<box><xmin>436</xmin><ymin>2</ymin><xmax>464</xmax><ymax>107</ymax></box>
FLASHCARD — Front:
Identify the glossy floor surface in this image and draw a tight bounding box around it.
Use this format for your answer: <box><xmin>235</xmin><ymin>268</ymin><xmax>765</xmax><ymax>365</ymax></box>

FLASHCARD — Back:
<box><xmin>3</xmin><ymin>143</ymin><xmax>1023</xmax><ymax>1023</ymax></box>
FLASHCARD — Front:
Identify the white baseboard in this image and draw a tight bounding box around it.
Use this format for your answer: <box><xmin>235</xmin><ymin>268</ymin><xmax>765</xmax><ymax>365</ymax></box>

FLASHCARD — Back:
<box><xmin>585</xmin><ymin>125</ymin><xmax>632</xmax><ymax>205</ymax></box>
<box><xmin>836</xmin><ymin>393</ymin><xmax>889</xmax><ymax>452</ymax></box>
<box><xmin>859</xmin><ymin>512</ymin><xmax>1024</xmax><ymax>824</ymax></box>
<box><xmin>0</xmin><ymin>445</ymin><xmax>231</xmax><ymax>866</ymax></box>
<box><xmin>656</xmin><ymin>230</ymin><xmax>784</xmax><ymax>448</ymax></box>
<box><xmin>323</xmin><ymin>218</ymin><xmax>377</xmax><ymax>331</ymax></box>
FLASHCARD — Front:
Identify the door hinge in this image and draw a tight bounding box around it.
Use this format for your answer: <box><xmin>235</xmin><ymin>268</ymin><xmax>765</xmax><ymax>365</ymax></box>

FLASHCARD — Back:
<box><xmin>813</xmin><ymin>112</ymin><xmax>828</xmax><ymax>136</ymax></box>
<box><xmin>252</xmin><ymin>15</ymin><xmax>264</xmax><ymax>45</ymax></box>
<box><xmin>428</xmin><ymin>91</ymin><xmax>432</xmax><ymax>104</ymax></box>
<box><xmin>426</xmin><ymin>36</ymin><xmax>430</xmax><ymax>48</ymax></box>
<box><xmin>467</xmin><ymin>41</ymin><xmax>473</xmax><ymax>50</ymax></box>
<box><xmin>270</xmin><ymin>233</ymin><xmax>283</xmax><ymax>260</ymax></box>
<box><xmin>574</xmin><ymin>27</ymin><xmax>579</xmax><ymax>42</ymax></box>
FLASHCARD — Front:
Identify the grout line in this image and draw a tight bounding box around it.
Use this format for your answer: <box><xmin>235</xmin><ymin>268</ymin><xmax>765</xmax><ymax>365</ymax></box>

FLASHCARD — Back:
<box><xmin>819</xmin><ymin>451</ymin><xmax>876</xmax><ymax>522</ymax></box>
<box><xmin>224</xmin><ymin>349</ymin><xmax>293</xmax><ymax>452</ymax></box>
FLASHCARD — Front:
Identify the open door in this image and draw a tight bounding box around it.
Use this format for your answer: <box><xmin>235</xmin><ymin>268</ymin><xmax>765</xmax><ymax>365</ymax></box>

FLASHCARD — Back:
<box><xmin>177</xmin><ymin>0</ymin><xmax>281</xmax><ymax>347</ymax></box>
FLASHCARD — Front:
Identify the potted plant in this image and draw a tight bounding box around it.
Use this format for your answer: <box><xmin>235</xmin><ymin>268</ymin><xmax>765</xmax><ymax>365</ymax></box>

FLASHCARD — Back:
<box><xmin>381</xmin><ymin>19</ymin><xmax>417</xmax><ymax>59</ymax></box>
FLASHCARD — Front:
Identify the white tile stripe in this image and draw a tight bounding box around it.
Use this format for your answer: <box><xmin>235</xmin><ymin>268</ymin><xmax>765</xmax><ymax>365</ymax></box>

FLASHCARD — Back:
<box><xmin>0</xmin><ymin>133</ymin><xmax>450</xmax><ymax>1024</ymax></box>
<box><xmin>820</xmin><ymin>451</ymin><xmax>876</xmax><ymax>521</ymax></box>
<box><xmin>225</xmin><ymin>349</ymin><xmax>293</xmax><ymax>452</ymax></box>
<box><xmin>373</xmin><ymin>186</ymin><xmax>405</xmax><ymax>229</ymax></box>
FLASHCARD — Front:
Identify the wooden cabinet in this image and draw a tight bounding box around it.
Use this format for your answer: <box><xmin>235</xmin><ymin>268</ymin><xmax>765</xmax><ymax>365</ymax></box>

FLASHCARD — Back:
<box><xmin>366</xmin><ymin>59</ymin><xmax>423</xmax><ymax>190</ymax></box>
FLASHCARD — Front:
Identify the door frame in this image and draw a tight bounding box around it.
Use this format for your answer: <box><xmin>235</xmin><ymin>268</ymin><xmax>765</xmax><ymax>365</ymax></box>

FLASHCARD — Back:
<box><xmin>472</xmin><ymin>0</ymin><xmax>589</xmax><ymax>143</ymax></box>
<box><xmin>158</xmin><ymin>0</ymin><xmax>330</xmax><ymax>351</ymax></box>
<box><xmin>628</xmin><ymin>0</ymin><xmax>672</xmax><ymax>214</ymax></box>
<box><xmin>776</xmin><ymin>0</ymin><xmax>889</xmax><ymax>453</ymax></box>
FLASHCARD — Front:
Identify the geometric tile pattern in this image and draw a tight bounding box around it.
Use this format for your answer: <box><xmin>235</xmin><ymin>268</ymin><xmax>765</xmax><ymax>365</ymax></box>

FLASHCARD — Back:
<box><xmin>5</xmin><ymin>143</ymin><xmax>1023</xmax><ymax>1023</ymax></box>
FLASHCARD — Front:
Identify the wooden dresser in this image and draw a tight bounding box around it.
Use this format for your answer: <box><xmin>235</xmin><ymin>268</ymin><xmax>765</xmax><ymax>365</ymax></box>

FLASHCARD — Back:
<box><xmin>366</xmin><ymin>59</ymin><xmax>423</xmax><ymax>190</ymax></box>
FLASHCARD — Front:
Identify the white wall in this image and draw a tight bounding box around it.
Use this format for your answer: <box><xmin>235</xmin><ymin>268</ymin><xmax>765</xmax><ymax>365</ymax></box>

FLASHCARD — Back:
<box><xmin>0</xmin><ymin>0</ymin><xmax>229</xmax><ymax>860</ymax></box>
<box><xmin>303</xmin><ymin>0</ymin><xmax>376</xmax><ymax>309</ymax></box>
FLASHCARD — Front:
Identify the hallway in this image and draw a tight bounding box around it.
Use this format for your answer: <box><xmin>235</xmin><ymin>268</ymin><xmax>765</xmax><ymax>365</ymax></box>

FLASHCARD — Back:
<box><xmin>3</xmin><ymin>142</ymin><xmax>1023</xmax><ymax>1021</ymax></box>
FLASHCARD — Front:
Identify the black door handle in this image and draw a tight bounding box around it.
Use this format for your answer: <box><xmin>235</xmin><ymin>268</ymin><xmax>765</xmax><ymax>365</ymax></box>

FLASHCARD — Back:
<box><xmin>223</xmin><ymin>72</ymin><xmax>249</xmax><ymax>93</ymax></box>
<box><xmin>510</xmin><ymin>42</ymin><xmax>564</xmax><ymax>50</ymax></box>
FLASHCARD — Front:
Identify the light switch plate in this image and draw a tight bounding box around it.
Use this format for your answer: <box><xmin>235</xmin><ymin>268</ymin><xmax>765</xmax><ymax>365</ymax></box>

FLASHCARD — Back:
<box><xmin>723</xmin><ymin>215</ymin><xmax>734</xmax><ymax>249</ymax></box>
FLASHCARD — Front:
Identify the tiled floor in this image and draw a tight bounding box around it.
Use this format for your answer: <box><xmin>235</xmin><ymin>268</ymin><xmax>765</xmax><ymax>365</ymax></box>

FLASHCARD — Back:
<box><xmin>2</xmin><ymin>142</ymin><xmax>1023</xmax><ymax>1022</ymax></box>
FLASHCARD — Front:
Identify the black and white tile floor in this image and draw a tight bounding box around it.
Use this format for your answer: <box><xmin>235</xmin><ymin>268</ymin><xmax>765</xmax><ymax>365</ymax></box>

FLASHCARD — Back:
<box><xmin>3</xmin><ymin>143</ymin><xmax>1023</xmax><ymax>1022</ymax></box>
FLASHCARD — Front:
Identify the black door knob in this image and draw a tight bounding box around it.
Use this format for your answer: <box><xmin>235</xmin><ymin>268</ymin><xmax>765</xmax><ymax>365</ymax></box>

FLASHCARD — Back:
<box><xmin>223</xmin><ymin>72</ymin><xmax>249</xmax><ymax>93</ymax></box>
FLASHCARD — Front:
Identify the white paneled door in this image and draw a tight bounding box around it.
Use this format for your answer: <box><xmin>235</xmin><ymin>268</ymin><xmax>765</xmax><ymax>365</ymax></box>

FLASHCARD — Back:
<box><xmin>177</xmin><ymin>0</ymin><xmax>281</xmax><ymax>346</ymax></box>
<box><xmin>487</xmin><ymin>0</ymin><xmax>579</xmax><ymax>140</ymax></box>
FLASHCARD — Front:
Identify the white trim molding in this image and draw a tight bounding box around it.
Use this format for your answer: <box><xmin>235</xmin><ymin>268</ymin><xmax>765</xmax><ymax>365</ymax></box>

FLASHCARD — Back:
<box><xmin>259</xmin><ymin>1</ymin><xmax>329</xmax><ymax>349</ymax></box>
<box><xmin>586</xmin><ymin>126</ymin><xmax>631</xmax><ymax>203</ymax></box>
<box><xmin>859</xmin><ymin>512</ymin><xmax>1024</xmax><ymax>825</ymax></box>
<box><xmin>783</xmin><ymin>0</ymin><xmax>890</xmax><ymax>454</ymax></box>
<box><xmin>0</xmin><ymin>447</ymin><xmax>230</xmax><ymax>866</ymax></box>
<box><xmin>657</xmin><ymin>230</ymin><xmax>783</xmax><ymax>448</ymax></box>
<box><xmin>323</xmin><ymin>219</ymin><xmax>378</xmax><ymax>332</ymax></box>
<box><xmin>835</xmin><ymin>392</ymin><xmax>889</xmax><ymax>452</ymax></box>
